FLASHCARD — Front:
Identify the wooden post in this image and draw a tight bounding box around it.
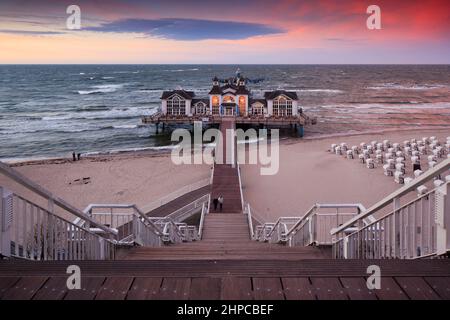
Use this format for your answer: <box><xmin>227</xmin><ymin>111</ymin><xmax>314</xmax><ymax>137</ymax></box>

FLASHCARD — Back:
<box><xmin>0</xmin><ymin>187</ymin><xmax>13</xmax><ymax>257</ymax></box>
<box><xmin>436</xmin><ymin>183</ymin><xmax>449</xmax><ymax>255</ymax></box>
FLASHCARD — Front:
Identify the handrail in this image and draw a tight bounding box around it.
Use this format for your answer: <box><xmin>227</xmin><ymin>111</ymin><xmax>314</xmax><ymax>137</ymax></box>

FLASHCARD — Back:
<box><xmin>163</xmin><ymin>194</ymin><xmax>210</xmax><ymax>222</ymax></box>
<box><xmin>237</xmin><ymin>163</ymin><xmax>245</xmax><ymax>213</ymax></box>
<box><xmin>197</xmin><ymin>194</ymin><xmax>211</xmax><ymax>239</ymax></box>
<box><xmin>255</xmin><ymin>203</ymin><xmax>364</xmax><ymax>245</ymax></box>
<box><xmin>0</xmin><ymin>161</ymin><xmax>117</xmax><ymax>237</ymax></box>
<box><xmin>331</xmin><ymin>158</ymin><xmax>450</xmax><ymax>236</ymax></box>
<box><xmin>84</xmin><ymin>203</ymin><xmax>164</xmax><ymax>236</ymax></box>
<box><xmin>266</xmin><ymin>203</ymin><xmax>365</xmax><ymax>239</ymax></box>
<box><xmin>333</xmin><ymin>181</ymin><xmax>449</xmax><ymax>259</ymax></box>
<box><xmin>14</xmin><ymin>194</ymin><xmax>113</xmax><ymax>240</ymax></box>
<box><xmin>140</xmin><ymin>177</ymin><xmax>210</xmax><ymax>214</ymax></box>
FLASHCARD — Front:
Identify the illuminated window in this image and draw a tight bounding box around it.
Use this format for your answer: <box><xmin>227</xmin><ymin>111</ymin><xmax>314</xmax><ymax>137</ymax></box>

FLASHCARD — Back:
<box><xmin>212</xmin><ymin>96</ymin><xmax>220</xmax><ymax>106</ymax></box>
<box><xmin>223</xmin><ymin>95</ymin><xmax>235</xmax><ymax>103</ymax></box>
<box><xmin>239</xmin><ymin>96</ymin><xmax>246</xmax><ymax>115</ymax></box>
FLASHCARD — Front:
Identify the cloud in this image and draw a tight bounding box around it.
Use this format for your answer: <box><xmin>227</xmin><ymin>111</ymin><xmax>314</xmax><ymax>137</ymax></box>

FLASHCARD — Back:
<box><xmin>84</xmin><ymin>18</ymin><xmax>284</xmax><ymax>40</ymax></box>
<box><xmin>0</xmin><ymin>29</ymin><xmax>64</xmax><ymax>35</ymax></box>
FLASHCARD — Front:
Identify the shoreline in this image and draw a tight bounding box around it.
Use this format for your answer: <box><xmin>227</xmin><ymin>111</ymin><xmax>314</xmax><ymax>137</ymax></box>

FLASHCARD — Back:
<box><xmin>2</xmin><ymin>125</ymin><xmax>450</xmax><ymax>167</ymax></box>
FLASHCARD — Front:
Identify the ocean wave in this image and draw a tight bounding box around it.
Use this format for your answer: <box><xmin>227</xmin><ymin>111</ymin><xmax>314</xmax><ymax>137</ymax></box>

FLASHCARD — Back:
<box><xmin>77</xmin><ymin>84</ymin><xmax>125</xmax><ymax>95</ymax></box>
<box><xmin>164</xmin><ymin>68</ymin><xmax>199</xmax><ymax>72</ymax></box>
<box><xmin>112</xmin><ymin>124</ymin><xmax>139</xmax><ymax>129</ymax></box>
<box><xmin>367</xmin><ymin>83</ymin><xmax>446</xmax><ymax>90</ymax></box>
<box><xmin>82</xmin><ymin>145</ymin><xmax>176</xmax><ymax>157</ymax></box>
<box><xmin>41</xmin><ymin>107</ymin><xmax>152</xmax><ymax>121</ymax></box>
<box><xmin>297</xmin><ymin>89</ymin><xmax>343</xmax><ymax>94</ymax></box>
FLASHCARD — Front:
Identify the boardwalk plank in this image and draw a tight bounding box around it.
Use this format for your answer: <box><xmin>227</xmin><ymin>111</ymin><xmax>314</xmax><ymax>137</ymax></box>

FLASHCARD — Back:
<box><xmin>395</xmin><ymin>277</ymin><xmax>440</xmax><ymax>300</ymax></box>
<box><xmin>95</xmin><ymin>277</ymin><xmax>134</xmax><ymax>300</ymax></box>
<box><xmin>64</xmin><ymin>277</ymin><xmax>105</xmax><ymax>300</ymax></box>
<box><xmin>310</xmin><ymin>278</ymin><xmax>348</xmax><ymax>300</ymax></box>
<box><xmin>253</xmin><ymin>278</ymin><xmax>284</xmax><ymax>300</ymax></box>
<box><xmin>281</xmin><ymin>278</ymin><xmax>315</xmax><ymax>300</ymax></box>
<box><xmin>424</xmin><ymin>277</ymin><xmax>450</xmax><ymax>300</ymax></box>
<box><xmin>33</xmin><ymin>277</ymin><xmax>67</xmax><ymax>300</ymax></box>
<box><xmin>158</xmin><ymin>278</ymin><xmax>191</xmax><ymax>300</ymax></box>
<box><xmin>127</xmin><ymin>277</ymin><xmax>162</xmax><ymax>300</ymax></box>
<box><xmin>373</xmin><ymin>277</ymin><xmax>408</xmax><ymax>300</ymax></box>
<box><xmin>190</xmin><ymin>278</ymin><xmax>222</xmax><ymax>300</ymax></box>
<box><xmin>0</xmin><ymin>277</ymin><xmax>20</xmax><ymax>299</ymax></box>
<box><xmin>1</xmin><ymin>276</ymin><xmax>48</xmax><ymax>300</ymax></box>
<box><xmin>221</xmin><ymin>277</ymin><xmax>253</xmax><ymax>300</ymax></box>
<box><xmin>340</xmin><ymin>277</ymin><xmax>377</xmax><ymax>300</ymax></box>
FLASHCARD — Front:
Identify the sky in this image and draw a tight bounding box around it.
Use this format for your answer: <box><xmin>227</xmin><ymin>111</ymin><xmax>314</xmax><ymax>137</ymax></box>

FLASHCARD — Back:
<box><xmin>0</xmin><ymin>0</ymin><xmax>449</xmax><ymax>64</ymax></box>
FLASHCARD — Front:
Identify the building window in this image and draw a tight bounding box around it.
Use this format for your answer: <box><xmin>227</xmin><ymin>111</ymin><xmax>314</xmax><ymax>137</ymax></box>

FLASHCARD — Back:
<box><xmin>194</xmin><ymin>103</ymin><xmax>207</xmax><ymax>115</ymax></box>
<box><xmin>212</xmin><ymin>96</ymin><xmax>220</xmax><ymax>106</ymax></box>
<box><xmin>273</xmin><ymin>96</ymin><xmax>292</xmax><ymax>116</ymax></box>
<box><xmin>252</xmin><ymin>103</ymin><xmax>264</xmax><ymax>115</ymax></box>
<box><xmin>239</xmin><ymin>96</ymin><xmax>246</xmax><ymax>115</ymax></box>
<box><xmin>167</xmin><ymin>96</ymin><xmax>186</xmax><ymax>115</ymax></box>
<box><xmin>223</xmin><ymin>95</ymin><xmax>235</xmax><ymax>103</ymax></box>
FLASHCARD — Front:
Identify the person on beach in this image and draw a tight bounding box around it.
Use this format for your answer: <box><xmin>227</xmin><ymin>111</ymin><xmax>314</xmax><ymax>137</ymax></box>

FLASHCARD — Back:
<box><xmin>213</xmin><ymin>198</ymin><xmax>218</xmax><ymax>210</ymax></box>
<box><xmin>218</xmin><ymin>195</ymin><xmax>224</xmax><ymax>212</ymax></box>
<box><xmin>72</xmin><ymin>152</ymin><xmax>76</xmax><ymax>161</ymax></box>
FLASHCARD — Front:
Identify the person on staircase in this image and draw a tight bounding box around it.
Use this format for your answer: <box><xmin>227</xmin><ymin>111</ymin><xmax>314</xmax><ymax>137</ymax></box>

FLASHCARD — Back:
<box><xmin>213</xmin><ymin>198</ymin><xmax>219</xmax><ymax>211</ymax></box>
<box><xmin>218</xmin><ymin>195</ymin><xmax>224</xmax><ymax>212</ymax></box>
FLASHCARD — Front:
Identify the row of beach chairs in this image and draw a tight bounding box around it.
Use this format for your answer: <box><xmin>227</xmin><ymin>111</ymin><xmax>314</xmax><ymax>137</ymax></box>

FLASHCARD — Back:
<box><xmin>330</xmin><ymin>136</ymin><xmax>450</xmax><ymax>194</ymax></box>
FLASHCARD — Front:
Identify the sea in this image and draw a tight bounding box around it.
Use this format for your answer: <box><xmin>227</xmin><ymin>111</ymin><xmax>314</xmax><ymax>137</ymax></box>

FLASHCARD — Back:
<box><xmin>0</xmin><ymin>64</ymin><xmax>449</xmax><ymax>161</ymax></box>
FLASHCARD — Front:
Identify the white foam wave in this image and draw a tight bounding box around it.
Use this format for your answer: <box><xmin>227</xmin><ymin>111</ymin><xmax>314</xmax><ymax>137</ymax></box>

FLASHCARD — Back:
<box><xmin>297</xmin><ymin>89</ymin><xmax>343</xmax><ymax>94</ymax></box>
<box><xmin>112</xmin><ymin>125</ymin><xmax>139</xmax><ymax>129</ymax></box>
<box><xmin>41</xmin><ymin>107</ymin><xmax>152</xmax><ymax>121</ymax></box>
<box><xmin>78</xmin><ymin>84</ymin><xmax>125</xmax><ymax>95</ymax></box>
<box><xmin>367</xmin><ymin>83</ymin><xmax>446</xmax><ymax>90</ymax></box>
<box><xmin>164</xmin><ymin>68</ymin><xmax>199</xmax><ymax>72</ymax></box>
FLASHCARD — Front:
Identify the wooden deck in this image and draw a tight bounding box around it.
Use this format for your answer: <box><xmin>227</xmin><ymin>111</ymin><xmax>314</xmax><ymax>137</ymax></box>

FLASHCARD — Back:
<box><xmin>210</xmin><ymin>119</ymin><xmax>242</xmax><ymax>213</ymax></box>
<box><xmin>142</xmin><ymin>114</ymin><xmax>312</xmax><ymax>126</ymax></box>
<box><xmin>1</xmin><ymin>260</ymin><xmax>450</xmax><ymax>300</ymax></box>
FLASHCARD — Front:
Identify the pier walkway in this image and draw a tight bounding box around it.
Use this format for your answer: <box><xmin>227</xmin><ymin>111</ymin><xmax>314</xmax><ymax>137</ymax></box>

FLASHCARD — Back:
<box><xmin>123</xmin><ymin>119</ymin><xmax>330</xmax><ymax>260</ymax></box>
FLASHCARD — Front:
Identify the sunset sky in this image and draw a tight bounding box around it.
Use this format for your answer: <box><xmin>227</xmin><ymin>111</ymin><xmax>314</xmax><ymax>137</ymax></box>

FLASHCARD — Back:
<box><xmin>0</xmin><ymin>0</ymin><xmax>449</xmax><ymax>64</ymax></box>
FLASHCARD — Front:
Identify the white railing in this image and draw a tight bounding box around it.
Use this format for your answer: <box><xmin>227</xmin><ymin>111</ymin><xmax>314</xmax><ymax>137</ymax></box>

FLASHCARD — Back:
<box><xmin>332</xmin><ymin>159</ymin><xmax>450</xmax><ymax>259</ymax></box>
<box><xmin>83</xmin><ymin>203</ymin><xmax>199</xmax><ymax>246</ymax></box>
<box><xmin>0</xmin><ymin>161</ymin><xmax>118</xmax><ymax>260</ymax></box>
<box><xmin>140</xmin><ymin>177</ymin><xmax>210</xmax><ymax>214</ymax></box>
<box><xmin>197</xmin><ymin>194</ymin><xmax>211</xmax><ymax>239</ymax></box>
<box><xmin>254</xmin><ymin>204</ymin><xmax>365</xmax><ymax>246</ymax></box>
<box><xmin>1</xmin><ymin>189</ymin><xmax>115</xmax><ymax>260</ymax></box>
<box><xmin>163</xmin><ymin>194</ymin><xmax>210</xmax><ymax>222</ymax></box>
<box><xmin>237</xmin><ymin>164</ymin><xmax>245</xmax><ymax>213</ymax></box>
<box><xmin>244</xmin><ymin>203</ymin><xmax>266</xmax><ymax>240</ymax></box>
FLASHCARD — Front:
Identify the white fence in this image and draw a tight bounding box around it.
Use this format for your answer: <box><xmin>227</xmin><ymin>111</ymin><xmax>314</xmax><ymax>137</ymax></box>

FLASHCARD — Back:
<box><xmin>253</xmin><ymin>203</ymin><xmax>364</xmax><ymax>246</ymax></box>
<box><xmin>1</xmin><ymin>189</ymin><xmax>115</xmax><ymax>260</ymax></box>
<box><xmin>332</xmin><ymin>159</ymin><xmax>450</xmax><ymax>259</ymax></box>
<box><xmin>140</xmin><ymin>177</ymin><xmax>210</xmax><ymax>214</ymax></box>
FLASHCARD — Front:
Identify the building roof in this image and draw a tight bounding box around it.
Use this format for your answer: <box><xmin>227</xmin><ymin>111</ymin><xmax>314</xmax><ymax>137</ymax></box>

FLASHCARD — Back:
<box><xmin>161</xmin><ymin>90</ymin><xmax>195</xmax><ymax>100</ymax></box>
<box><xmin>208</xmin><ymin>86</ymin><xmax>222</xmax><ymax>95</ymax></box>
<box><xmin>250</xmin><ymin>98</ymin><xmax>267</xmax><ymax>107</ymax></box>
<box><xmin>264</xmin><ymin>90</ymin><xmax>298</xmax><ymax>100</ymax></box>
<box><xmin>236</xmin><ymin>85</ymin><xmax>250</xmax><ymax>95</ymax></box>
<box><xmin>192</xmin><ymin>98</ymin><xmax>209</xmax><ymax>105</ymax></box>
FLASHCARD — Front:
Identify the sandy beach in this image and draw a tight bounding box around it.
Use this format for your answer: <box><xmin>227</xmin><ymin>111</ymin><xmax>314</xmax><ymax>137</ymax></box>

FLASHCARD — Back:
<box><xmin>241</xmin><ymin>127</ymin><xmax>450</xmax><ymax>222</ymax></box>
<box><xmin>0</xmin><ymin>127</ymin><xmax>449</xmax><ymax>223</ymax></box>
<box><xmin>0</xmin><ymin>152</ymin><xmax>211</xmax><ymax>219</ymax></box>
